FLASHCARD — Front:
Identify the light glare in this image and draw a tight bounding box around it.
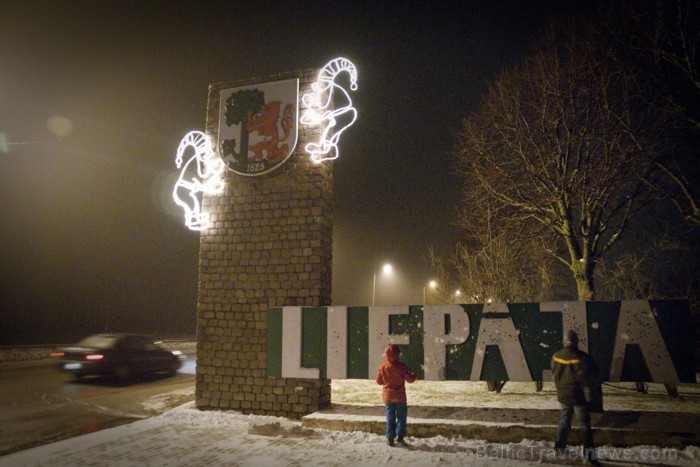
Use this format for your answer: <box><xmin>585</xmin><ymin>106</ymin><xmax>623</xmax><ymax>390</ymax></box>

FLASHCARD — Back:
<box><xmin>46</xmin><ymin>115</ymin><xmax>74</xmax><ymax>138</ymax></box>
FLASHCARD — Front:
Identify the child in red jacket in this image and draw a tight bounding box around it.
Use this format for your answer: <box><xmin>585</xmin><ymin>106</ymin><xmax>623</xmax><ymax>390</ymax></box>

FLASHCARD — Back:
<box><xmin>376</xmin><ymin>344</ymin><xmax>416</xmax><ymax>446</ymax></box>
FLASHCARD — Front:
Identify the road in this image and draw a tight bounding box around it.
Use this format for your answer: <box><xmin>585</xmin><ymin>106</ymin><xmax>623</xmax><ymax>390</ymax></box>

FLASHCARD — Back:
<box><xmin>0</xmin><ymin>356</ymin><xmax>196</xmax><ymax>456</ymax></box>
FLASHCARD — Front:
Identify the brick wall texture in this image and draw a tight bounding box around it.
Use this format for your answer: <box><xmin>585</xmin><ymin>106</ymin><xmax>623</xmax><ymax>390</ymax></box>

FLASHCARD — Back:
<box><xmin>196</xmin><ymin>69</ymin><xmax>333</xmax><ymax>418</ymax></box>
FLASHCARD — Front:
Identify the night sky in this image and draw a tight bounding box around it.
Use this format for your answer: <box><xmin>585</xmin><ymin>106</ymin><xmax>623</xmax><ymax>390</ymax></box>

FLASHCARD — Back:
<box><xmin>0</xmin><ymin>0</ymin><xmax>580</xmax><ymax>345</ymax></box>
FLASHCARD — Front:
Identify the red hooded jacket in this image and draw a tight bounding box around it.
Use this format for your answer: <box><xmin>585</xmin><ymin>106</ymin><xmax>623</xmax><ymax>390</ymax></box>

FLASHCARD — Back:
<box><xmin>376</xmin><ymin>344</ymin><xmax>416</xmax><ymax>404</ymax></box>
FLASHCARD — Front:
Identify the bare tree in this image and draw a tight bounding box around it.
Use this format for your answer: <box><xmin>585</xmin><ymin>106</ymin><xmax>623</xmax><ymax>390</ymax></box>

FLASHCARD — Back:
<box><xmin>597</xmin><ymin>230</ymin><xmax>698</xmax><ymax>302</ymax></box>
<box><xmin>427</xmin><ymin>207</ymin><xmax>563</xmax><ymax>394</ymax></box>
<box><xmin>428</xmin><ymin>207</ymin><xmax>562</xmax><ymax>305</ymax></box>
<box><xmin>606</xmin><ymin>0</ymin><xmax>700</xmax><ymax>226</ymax></box>
<box><xmin>454</xmin><ymin>21</ymin><xmax>668</xmax><ymax>300</ymax></box>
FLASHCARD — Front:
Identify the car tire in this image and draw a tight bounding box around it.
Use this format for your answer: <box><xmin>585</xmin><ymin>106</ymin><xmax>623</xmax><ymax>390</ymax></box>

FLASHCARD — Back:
<box><xmin>167</xmin><ymin>360</ymin><xmax>180</xmax><ymax>376</ymax></box>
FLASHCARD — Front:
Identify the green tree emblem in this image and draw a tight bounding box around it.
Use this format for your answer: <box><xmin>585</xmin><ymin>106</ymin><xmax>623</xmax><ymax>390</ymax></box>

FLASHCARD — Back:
<box><xmin>221</xmin><ymin>88</ymin><xmax>265</xmax><ymax>164</ymax></box>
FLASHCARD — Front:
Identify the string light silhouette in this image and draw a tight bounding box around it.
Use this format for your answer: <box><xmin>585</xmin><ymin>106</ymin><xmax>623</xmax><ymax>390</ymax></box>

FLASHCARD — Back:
<box><xmin>172</xmin><ymin>131</ymin><xmax>225</xmax><ymax>231</ymax></box>
<box><xmin>300</xmin><ymin>57</ymin><xmax>358</xmax><ymax>163</ymax></box>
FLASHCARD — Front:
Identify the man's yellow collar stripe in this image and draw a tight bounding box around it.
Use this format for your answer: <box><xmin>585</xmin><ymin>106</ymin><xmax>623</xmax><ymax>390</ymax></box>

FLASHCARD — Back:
<box><xmin>553</xmin><ymin>356</ymin><xmax>580</xmax><ymax>365</ymax></box>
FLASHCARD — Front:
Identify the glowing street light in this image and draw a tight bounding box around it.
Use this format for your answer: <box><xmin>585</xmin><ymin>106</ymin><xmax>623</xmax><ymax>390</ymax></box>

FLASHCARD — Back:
<box><xmin>423</xmin><ymin>280</ymin><xmax>437</xmax><ymax>304</ymax></box>
<box><xmin>372</xmin><ymin>263</ymin><xmax>393</xmax><ymax>305</ymax></box>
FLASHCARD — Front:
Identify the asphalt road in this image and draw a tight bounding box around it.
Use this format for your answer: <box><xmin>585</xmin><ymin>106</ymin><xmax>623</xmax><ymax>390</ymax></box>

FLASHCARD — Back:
<box><xmin>0</xmin><ymin>356</ymin><xmax>196</xmax><ymax>456</ymax></box>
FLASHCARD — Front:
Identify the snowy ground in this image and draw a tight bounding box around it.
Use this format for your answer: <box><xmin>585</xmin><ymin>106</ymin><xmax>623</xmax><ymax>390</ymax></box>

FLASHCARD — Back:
<box><xmin>150</xmin><ymin>402</ymin><xmax>700</xmax><ymax>466</ymax></box>
<box><xmin>4</xmin><ymin>398</ymin><xmax>699</xmax><ymax>467</ymax></box>
<box><xmin>332</xmin><ymin>378</ymin><xmax>700</xmax><ymax>413</ymax></box>
<box><xmin>3</xmin><ymin>345</ymin><xmax>700</xmax><ymax>466</ymax></box>
<box><xmin>3</xmin><ymin>378</ymin><xmax>699</xmax><ymax>466</ymax></box>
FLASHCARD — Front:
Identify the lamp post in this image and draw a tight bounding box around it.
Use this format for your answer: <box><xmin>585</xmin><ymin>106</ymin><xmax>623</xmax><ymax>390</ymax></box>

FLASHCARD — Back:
<box><xmin>423</xmin><ymin>280</ymin><xmax>437</xmax><ymax>304</ymax></box>
<box><xmin>372</xmin><ymin>263</ymin><xmax>393</xmax><ymax>305</ymax></box>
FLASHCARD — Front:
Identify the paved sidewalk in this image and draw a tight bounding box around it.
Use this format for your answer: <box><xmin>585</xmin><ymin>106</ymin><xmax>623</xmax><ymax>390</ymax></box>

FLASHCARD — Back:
<box><xmin>2</xmin><ymin>402</ymin><xmax>699</xmax><ymax>467</ymax></box>
<box><xmin>0</xmin><ymin>405</ymin><xmax>542</xmax><ymax>467</ymax></box>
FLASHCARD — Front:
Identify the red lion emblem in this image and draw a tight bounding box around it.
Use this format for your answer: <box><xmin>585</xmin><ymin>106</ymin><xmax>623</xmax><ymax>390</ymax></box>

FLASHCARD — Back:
<box><xmin>246</xmin><ymin>101</ymin><xmax>295</xmax><ymax>163</ymax></box>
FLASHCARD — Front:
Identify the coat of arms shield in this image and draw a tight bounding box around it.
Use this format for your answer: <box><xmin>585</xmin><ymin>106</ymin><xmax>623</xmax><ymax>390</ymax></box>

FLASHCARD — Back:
<box><xmin>217</xmin><ymin>79</ymin><xmax>299</xmax><ymax>176</ymax></box>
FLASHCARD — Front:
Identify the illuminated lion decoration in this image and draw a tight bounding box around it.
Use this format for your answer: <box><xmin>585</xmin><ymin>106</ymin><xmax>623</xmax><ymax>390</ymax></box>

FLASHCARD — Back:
<box><xmin>247</xmin><ymin>101</ymin><xmax>295</xmax><ymax>163</ymax></box>
<box><xmin>172</xmin><ymin>131</ymin><xmax>224</xmax><ymax>231</ymax></box>
<box><xmin>301</xmin><ymin>57</ymin><xmax>358</xmax><ymax>162</ymax></box>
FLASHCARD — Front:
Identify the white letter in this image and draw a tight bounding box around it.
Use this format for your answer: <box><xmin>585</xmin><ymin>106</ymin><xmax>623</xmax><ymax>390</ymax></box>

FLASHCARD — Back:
<box><xmin>281</xmin><ymin>307</ymin><xmax>320</xmax><ymax>378</ymax></box>
<box><xmin>422</xmin><ymin>305</ymin><xmax>470</xmax><ymax>380</ymax></box>
<box><xmin>470</xmin><ymin>302</ymin><xmax>532</xmax><ymax>381</ymax></box>
<box><xmin>609</xmin><ymin>300</ymin><xmax>679</xmax><ymax>383</ymax></box>
<box><xmin>368</xmin><ymin>306</ymin><xmax>410</xmax><ymax>376</ymax></box>
<box><xmin>326</xmin><ymin>306</ymin><xmax>347</xmax><ymax>379</ymax></box>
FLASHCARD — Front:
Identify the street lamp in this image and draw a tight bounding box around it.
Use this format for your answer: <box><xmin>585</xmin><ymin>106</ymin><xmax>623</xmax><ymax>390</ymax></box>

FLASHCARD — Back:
<box><xmin>423</xmin><ymin>280</ymin><xmax>437</xmax><ymax>304</ymax></box>
<box><xmin>372</xmin><ymin>263</ymin><xmax>393</xmax><ymax>305</ymax></box>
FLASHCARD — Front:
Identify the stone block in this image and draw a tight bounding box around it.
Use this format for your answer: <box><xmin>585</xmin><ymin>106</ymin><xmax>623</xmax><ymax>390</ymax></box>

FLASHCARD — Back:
<box><xmin>196</xmin><ymin>68</ymin><xmax>332</xmax><ymax>418</ymax></box>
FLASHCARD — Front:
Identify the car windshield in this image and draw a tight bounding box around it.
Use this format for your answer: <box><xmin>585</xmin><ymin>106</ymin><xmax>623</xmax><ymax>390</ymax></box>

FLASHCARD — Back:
<box><xmin>77</xmin><ymin>335</ymin><xmax>119</xmax><ymax>349</ymax></box>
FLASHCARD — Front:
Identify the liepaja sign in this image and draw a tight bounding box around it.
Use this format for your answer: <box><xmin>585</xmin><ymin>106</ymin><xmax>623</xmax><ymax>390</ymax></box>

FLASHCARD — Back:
<box><xmin>266</xmin><ymin>300</ymin><xmax>695</xmax><ymax>383</ymax></box>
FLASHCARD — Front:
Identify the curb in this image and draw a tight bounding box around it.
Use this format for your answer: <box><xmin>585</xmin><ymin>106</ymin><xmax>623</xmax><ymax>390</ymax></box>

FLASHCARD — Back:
<box><xmin>302</xmin><ymin>406</ymin><xmax>700</xmax><ymax>449</ymax></box>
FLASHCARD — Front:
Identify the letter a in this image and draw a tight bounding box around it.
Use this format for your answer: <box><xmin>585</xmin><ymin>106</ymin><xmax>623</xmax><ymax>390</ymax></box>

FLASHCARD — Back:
<box><xmin>609</xmin><ymin>300</ymin><xmax>679</xmax><ymax>383</ymax></box>
<box><xmin>470</xmin><ymin>302</ymin><xmax>532</xmax><ymax>381</ymax></box>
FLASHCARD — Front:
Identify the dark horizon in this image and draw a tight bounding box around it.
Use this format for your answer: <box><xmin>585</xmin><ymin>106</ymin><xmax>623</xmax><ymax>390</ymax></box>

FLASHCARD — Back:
<box><xmin>1</xmin><ymin>1</ymin><xmax>604</xmax><ymax>346</ymax></box>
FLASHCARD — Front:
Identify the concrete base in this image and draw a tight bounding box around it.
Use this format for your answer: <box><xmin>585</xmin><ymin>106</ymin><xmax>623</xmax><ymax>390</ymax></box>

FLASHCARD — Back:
<box><xmin>302</xmin><ymin>404</ymin><xmax>700</xmax><ymax>448</ymax></box>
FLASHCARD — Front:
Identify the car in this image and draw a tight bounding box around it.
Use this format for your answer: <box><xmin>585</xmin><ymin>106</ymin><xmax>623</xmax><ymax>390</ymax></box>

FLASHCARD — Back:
<box><xmin>51</xmin><ymin>333</ymin><xmax>185</xmax><ymax>380</ymax></box>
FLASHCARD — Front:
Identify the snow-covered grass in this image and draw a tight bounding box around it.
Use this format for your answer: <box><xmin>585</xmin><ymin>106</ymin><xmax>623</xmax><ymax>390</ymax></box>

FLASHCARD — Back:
<box><xmin>133</xmin><ymin>375</ymin><xmax>700</xmax><ymax>418</ymax></box>
<box><xmin>332</xmin><ymin>379</ymin><xmax>700</xmax><ymax>413</ymax></box>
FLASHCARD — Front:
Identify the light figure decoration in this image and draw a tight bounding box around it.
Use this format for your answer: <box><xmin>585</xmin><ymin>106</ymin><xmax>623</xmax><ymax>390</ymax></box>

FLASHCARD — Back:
<box><xmin>172</xmin><ymin>57</ymin><xmax>359</xmax><ymax>231</ymax></box>
<box><xmin>300</xmin><ymin>57</ymin><xmax>358</xmax><ymax>163</ymax></box>
<box><xmin>172</xmin><ymin>131</ymin><xmax>225</xmax><ymax>231</ymax></box>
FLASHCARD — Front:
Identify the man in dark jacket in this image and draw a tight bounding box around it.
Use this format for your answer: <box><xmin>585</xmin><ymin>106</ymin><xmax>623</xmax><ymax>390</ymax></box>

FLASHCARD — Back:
<box><xmin>552</xmin><ymin>330</ymin><xmax>600</xmax><ymax>465</ymax></box>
